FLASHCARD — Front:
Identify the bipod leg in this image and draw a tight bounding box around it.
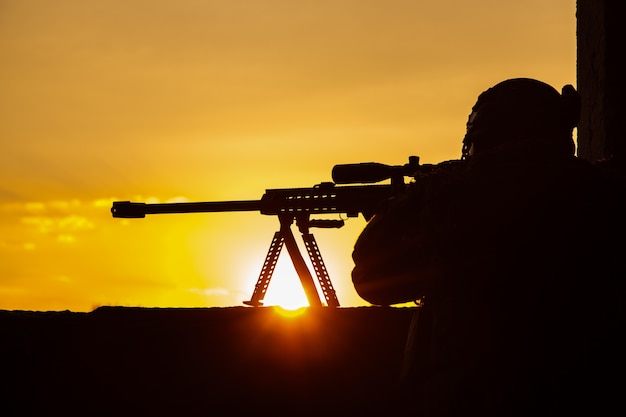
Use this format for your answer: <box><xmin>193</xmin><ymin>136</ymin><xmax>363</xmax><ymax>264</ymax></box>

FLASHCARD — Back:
<box><xmin>280</xmin><ymin>216</ymin><xmax>323</xmax><ymax>308</ymax></box>
<box><xmin>243</xmin><ymin>231</ymin><xmax>285</xmax><ymax>307</ymax></box>
<box><xmin>301</xmin><ymin>233</ymin><xmax>339</xmax><ymax>307</ymax></box>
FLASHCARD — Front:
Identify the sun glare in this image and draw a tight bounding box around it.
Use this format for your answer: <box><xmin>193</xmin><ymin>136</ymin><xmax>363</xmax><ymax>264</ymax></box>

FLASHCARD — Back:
<box><xmin>272</xmin><ymin>305</ymin><xmax>309</xmax><ymax>318</ymax></box>
<box><xmin>248</xmin><ymin>258</ymin><xmax>312</xmax><ymax>310</ymax></box>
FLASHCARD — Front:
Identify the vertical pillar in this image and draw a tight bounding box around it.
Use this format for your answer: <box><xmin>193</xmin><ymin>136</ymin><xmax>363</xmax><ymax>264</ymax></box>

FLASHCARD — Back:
<box><xmin>577</xmin><ymin>0</ymin><xmax>626</xmax><ymax>172</ymax></box>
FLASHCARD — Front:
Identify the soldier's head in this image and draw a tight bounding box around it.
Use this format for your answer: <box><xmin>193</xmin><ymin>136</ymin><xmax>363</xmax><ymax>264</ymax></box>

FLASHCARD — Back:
<box><xmin>461</xmin><ymin>78</ymin><xmax>581</xmax><ymax>159</ymax></box>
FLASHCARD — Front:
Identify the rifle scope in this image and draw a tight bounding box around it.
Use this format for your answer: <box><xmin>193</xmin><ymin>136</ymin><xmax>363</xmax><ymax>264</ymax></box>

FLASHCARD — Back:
<box><xmin>331</xmin><ymin>156</ymin><xmax>421</xmax><ymax>184</ymax></box>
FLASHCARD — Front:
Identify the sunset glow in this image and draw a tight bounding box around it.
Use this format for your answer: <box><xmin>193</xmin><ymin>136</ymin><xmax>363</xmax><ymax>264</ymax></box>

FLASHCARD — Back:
<box><xmin>258</xmin><ymin>261</ymin><xmax>312</xmax><ymax>310</ymax></box>
<box><xmin>0</xmin><ymin>1</ymin><xmax>577</xmax><ymax>311</ymax></box>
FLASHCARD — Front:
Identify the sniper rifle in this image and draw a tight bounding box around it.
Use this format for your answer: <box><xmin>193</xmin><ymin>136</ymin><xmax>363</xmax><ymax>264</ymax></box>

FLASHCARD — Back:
<box><xmin>111</xmin><ymin>156</ymin><xmax>435</xmax><ymax>308</ymax></box>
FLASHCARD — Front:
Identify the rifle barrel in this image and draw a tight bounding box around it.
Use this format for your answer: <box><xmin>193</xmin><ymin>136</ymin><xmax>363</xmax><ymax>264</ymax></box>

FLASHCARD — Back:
<box><xmin>111</xmin><ymin>200</ymin><xmax>262</xmax><ymax>218</ymax></box>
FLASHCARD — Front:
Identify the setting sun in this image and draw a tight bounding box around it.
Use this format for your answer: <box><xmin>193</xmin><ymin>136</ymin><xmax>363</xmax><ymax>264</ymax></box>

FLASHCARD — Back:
<box><xmin>249</xmin><ymin>257</ymin><xmax>312</xmax><ymax>310</ymax></box>
<box><xmin>0</xmin><ymin>0</ymin><xmax>576</xmax><ymax>312</ymax></box>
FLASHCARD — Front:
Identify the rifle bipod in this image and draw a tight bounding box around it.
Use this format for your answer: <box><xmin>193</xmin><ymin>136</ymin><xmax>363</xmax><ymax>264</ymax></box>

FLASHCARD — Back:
<box><xmin>244</xmin><ymin>214</ymin><xmax>342</xmax><ymax>308</ymax></box>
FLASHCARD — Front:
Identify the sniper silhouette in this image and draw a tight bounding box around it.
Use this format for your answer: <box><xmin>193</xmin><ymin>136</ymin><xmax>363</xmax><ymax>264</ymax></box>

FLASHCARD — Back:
<box><xmin>351</xmin><ymin>78</ymin><xmax>626</xmax><ymax>416</ymax></box>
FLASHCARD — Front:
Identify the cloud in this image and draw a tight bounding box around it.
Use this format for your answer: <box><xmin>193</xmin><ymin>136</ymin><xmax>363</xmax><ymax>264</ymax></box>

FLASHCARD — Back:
<box><xmin>93</xmin><ymin>198</ymin><xmax>117</xmax><ymax>208</ymax></box>
<box><xmin>25</xmin><ymin>202</ymin><xmax>46</xmax><ymax>211</ymax></box>
<box><xmin>56</xmin><ymin>234</ymin><xmax>76</xmax><ymax>244</ymax></box>
<box><xmin>2</xmin><ymin>196</ymin><xmax>189</xmax><ymax>246</ymax></box>
<box><xmin>21</xmin><ymin>215</ymin><xmax>94</xmax><ymax>235</ymax></box>
<box><xmin>1</xmin><ymin>199</ymin><xmax>82</xmax><ymax>214</ymax></box>
<box><xmin>188</xmin><ymin>287</ymin><xmax>250</xmax><ymax>304</ymax></box>
<box><xmin>0</xmin><ymin>198</ymin><xmax>115</xmax><ymax>249</ymax></box>
<box><xmin>192</xmin><ymin>288</ymin><xmax>230</xmax><ymax>297</ymax></box>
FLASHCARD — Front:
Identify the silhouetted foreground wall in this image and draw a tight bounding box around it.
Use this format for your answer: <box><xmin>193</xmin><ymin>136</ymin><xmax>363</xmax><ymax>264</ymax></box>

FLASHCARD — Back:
<box><xmin>1</xmin><ymin>306</ymin><xmax>417</xmax><ymax>416</ymax></box>
<box><xmin>577</xmin><ymin>0</ymin><xmax>626</xmax><ymax>169</ymax></box>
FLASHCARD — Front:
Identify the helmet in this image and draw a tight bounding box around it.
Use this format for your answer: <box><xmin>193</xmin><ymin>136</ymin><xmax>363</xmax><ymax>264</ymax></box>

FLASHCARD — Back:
<box><xmin>461</xmin><ymin>78</ymin><xmax>581</xmax><ymax>159</ymax></box>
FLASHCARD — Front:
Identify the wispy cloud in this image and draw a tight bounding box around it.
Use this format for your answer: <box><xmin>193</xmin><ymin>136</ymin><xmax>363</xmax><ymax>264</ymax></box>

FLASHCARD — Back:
<box><xmin>1</xmin><ymin>196</ymin><xmax>190</xmax><ymax>248</ymax></box>
<box><xmin>21</xmin><ymin>215</ymin><xmax>94</xmax><ymax>234</ymax></box>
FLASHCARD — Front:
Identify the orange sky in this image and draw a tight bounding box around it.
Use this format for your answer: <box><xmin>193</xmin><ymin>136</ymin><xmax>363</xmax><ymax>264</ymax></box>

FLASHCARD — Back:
<box><xmin>0</xmin><ymin>0</ymin><xmax>577</xmax><ymax>311</ymax></box>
